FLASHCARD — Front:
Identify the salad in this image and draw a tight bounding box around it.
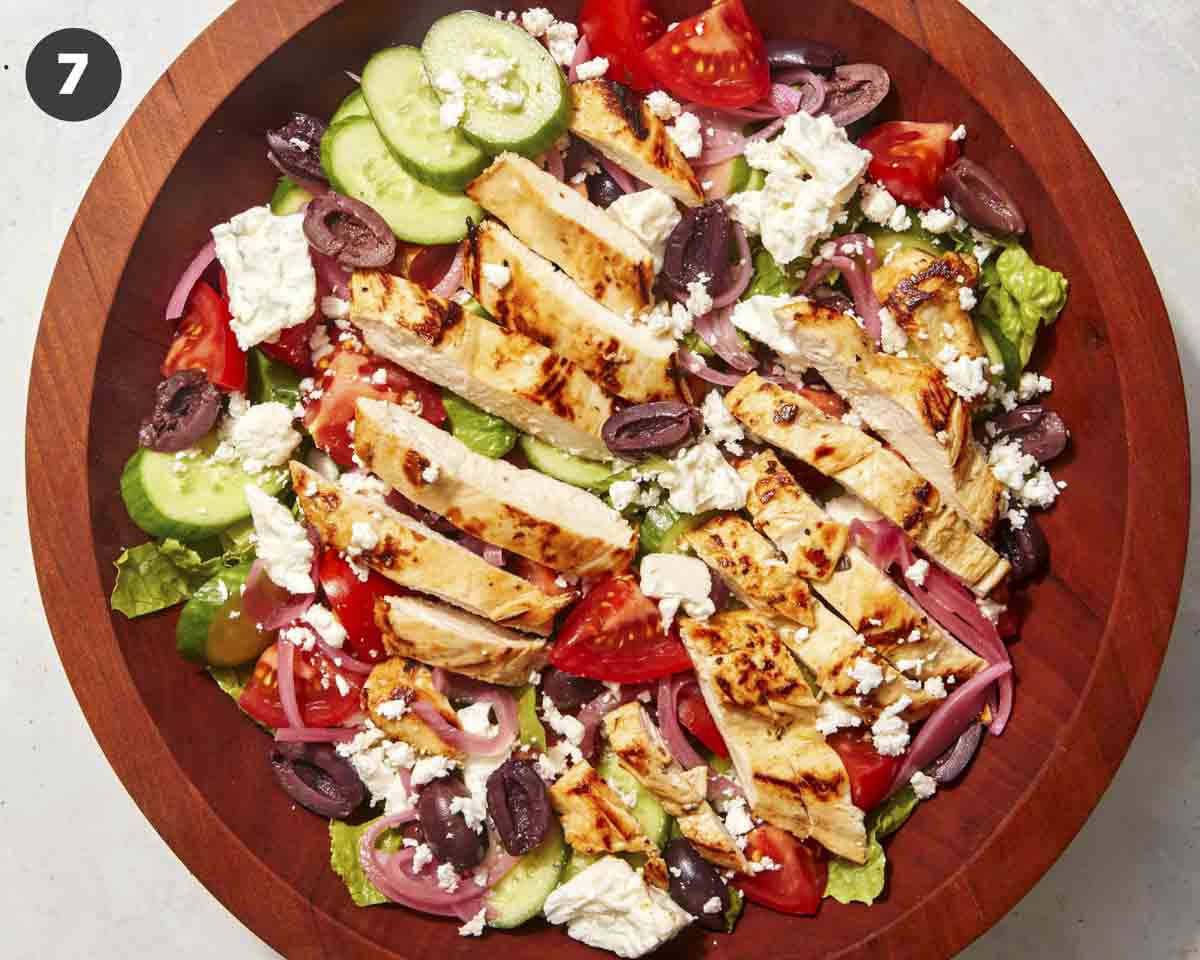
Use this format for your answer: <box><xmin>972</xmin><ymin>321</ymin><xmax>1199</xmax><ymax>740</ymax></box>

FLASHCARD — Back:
<box><xmin>111</xmin><ymin>1</ymin><xmax>1071</xmax><ymax>955</ymax></box>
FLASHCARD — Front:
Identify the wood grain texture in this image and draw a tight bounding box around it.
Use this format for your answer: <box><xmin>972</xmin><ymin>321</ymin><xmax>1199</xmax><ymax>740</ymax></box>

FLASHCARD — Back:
<box><xmin>25</xmin><ymin>1</ymin><xmax>1189</xmax><ymax>959</ymax></box>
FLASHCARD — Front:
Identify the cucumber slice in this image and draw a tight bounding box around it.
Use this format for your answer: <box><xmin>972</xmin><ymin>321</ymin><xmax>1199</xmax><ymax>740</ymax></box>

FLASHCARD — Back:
<box><xmin>422</xmin><ymin>11</ymin><xmax>569</xmax><ymax>157</ymax></box>
<box><xmin>320</xmin><ymin>116</ymin><xmax>483</xmax><ymax>245</ymax></box>
<box><xmin>518</xmin><ymin>434</ymin><xmax>618</xmax><ymax>492</ymax></box>
<box><xmin>485</xmin><ymin>821</ymin><xmax>567</xmax><ymax>928</ymax></box>
<box><xmin>596</xmin><ymin>752</ymin><xmax>671</xmax><ymax>846</ymax></box>
<box><xmin>517</xmin><ymin>685</ymin><xmax>547</xmax><ymax>749</ymax></box>
<box><xmin>640</xmin><ymin>507</ymin><xmax>713</xmax><ymax>556</ymax></box>
<box><xmin>362</xmin><ymin>46</ymin><xmax>489</xmax><ymax>193</ymax></box>
<box><xmin>269</xmin><ymin>176</ymin><xmax>313</xmax><ymax>215</ymax></box>
<box><xmin>249</xmin><ymin>348</ymin><xmax>303</xmax><ymax>406</ymax></box>
<box><xmin>176</xmin><ymin>563</ymin><xmax>272</xmax><ymax>667</ymax></box>
<box><xmin>560</xmin><ymin>849</ymin><xmax>599</xmax><ymax>884</ymax></box>
<box><xmin>331</xmin><ymin>88</ymin><xmax>370</xmax><ymax>124</ymax></box>
<box><xmin>863</xmin><ymin>226</ymin><xmax>943</xmax><ymax>261</ymax></box>
<box><xmin>120</xmin><ymin>433</ymin><xmax>288</xmax><ymax>543</ymax></box>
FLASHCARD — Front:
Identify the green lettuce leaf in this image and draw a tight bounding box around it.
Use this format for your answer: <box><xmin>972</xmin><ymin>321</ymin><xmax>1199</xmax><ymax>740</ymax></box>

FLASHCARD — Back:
<box><xmin>208</xmin><ymin>663</ymin><xmax>254</xmax><ymax>702</ymax></box>
<box><xmin>745</xmin><ymin>243</ymin><xmax>804</xmax><ymax>300</ymax></box>
<box><xmin>330</xmin><ymin>817</ymin><xmax>405</xmax><ymax>907</ymax></box>
<box><xmin>824</xmin><ymin>786</ymin><xmax>919</xmax><ymax>906</ymax></box>
<box><xmin>111</xmin><ymin>536</ymin><xmax>255</xmax><ymax>620</ymax></box>
<box><xmin>976</xmin><ymin>244</ymin><xmax>1069</xmax><ymax>374</ymax></box>
<box><xmin>441</xmin><ymin>390</ymin><xmax>518</xmax><ymax>459</ymax></box>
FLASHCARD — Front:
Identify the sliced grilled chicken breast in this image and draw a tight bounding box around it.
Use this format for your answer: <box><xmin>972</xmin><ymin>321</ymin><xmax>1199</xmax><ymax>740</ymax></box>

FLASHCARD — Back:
<box><xmin>464</xmin><ymin>220</ymin><xmax>679</xmax><ymax>402</ymax></box>
<box><xmin>676</xmin><ymin>803</ymin><xmax>751</xmax><ymax>874</ymax></box>
<box><xmin>363</xmin><ymin>657</ymin><xmax>463</xmax><ymax>757</ymax></box>
<box><xmin>292</xmin><ymin>463</ymin><xmax>571</xmax><ymax>635</ymax></box>
<box><xmin>873</xmin><ymin>247</ymin><xmax>985</xmax><ymax>361</ymax></box>
<box><xmin>549</xmin><ymin>760</ymin><xmax>663</xmax><ymax>861</ymax></box>
<box><xmin>774</xmin><ymin>301</ymin><xmax>1005</xmax><ymax>537</ymax></box>
<box><xmin>355</xmin><ymin>399</ymin><xmax>636</xmax><ymax>575</ymax></box>
<box><xmin>724</xmin><ymin>374</ymin><xmax>1009</xmax><ymax>596</ymax></box>
<box><xmin>350</xmin><ymin>269</ymin><xmax>614</xmax><ymax>460</ymax></box>
<box><xmin>375</xmin><ymin>595</ymin><xmax>549</xmax><ymax>686</ymax></box>
<box><xmin>467</xmin><ymin>153</ymin><xmax>656</xmax><ymax>315</ymax></box>
<box><xmin>568</xmin><ymin>80</ymin><xmax>705</xmax><ymax>207</ymax></box>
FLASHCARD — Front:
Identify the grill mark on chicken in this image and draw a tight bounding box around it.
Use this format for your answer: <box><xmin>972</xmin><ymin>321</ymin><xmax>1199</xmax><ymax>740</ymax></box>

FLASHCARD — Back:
<box><xmin>774</xmin><ymin>403</ymin><xmax>799</xmax><ymax>424</ymax></box>
<box><xmin>402</xmin><ymin>449</ymin><xmax>431</xmax><ymax>487</ymax></box>
<box><xmin>605</xmin><ymin>81</ymin><xmax>649</xmax><ymax>140</ymax></box>
<box><xmin>885</xmin><ymin>257</ymin><xmax>958</xmax><ymax>320</ymax></box>
<box><xmin>376</xmin><ymin>272</ymin><xmax>463</xmax><ymax>346</ymax></box>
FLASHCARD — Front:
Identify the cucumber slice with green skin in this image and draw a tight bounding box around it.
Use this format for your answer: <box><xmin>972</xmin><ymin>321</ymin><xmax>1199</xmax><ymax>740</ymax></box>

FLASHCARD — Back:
<box><xmin>863</xmin><ymin>225</ymin><xmax>943</xmax><ymax>261</ymax></box>
<box><xmin>518</xmin><ymin>434</ymin><xmax>618</xmax><ymax>492</ymax></box>
<box><xmin>121</xmin><ymin>433</ymin><xmax>288</xmax><ymax>543</ymax></box>
<box><xmin>249</xmin><ymin>348</ymin><xmax>304</xmax><ymax>406</ymax></box>
<box><xmin>331</xmin><ymin>88</ymin><xmax>370</xmax><ymax>124</ymax></box>
<box><xmin>516</xmin><ymin>684</ymin><xmax>547</xmax><ymax>749</ymax></box>
<box><xmin>560</xmin><ymin>849</ymin><xmax>599</xmax><ymax>884</ymax></box>
<box><xmin>269</xmin><ymin>176</ymin><xmax>313</xmax><ymax>215</ymax></box>
<box><xmin>422</xmin><ymin>11</ymin><xmax>569</xmax><ymax>157</ymax></box>
<box><xmin>596</xmin><ymin>752</ymin><xmax>672</xmax><ymax>846</ymax></box>
<box><xmin>485</xmin><ymin>821</ymin><xmax>567</xmax><ymax>928</ymax></box>
<box><xmin>176</xmin><ymin>563</ymin><xmax>272</xmax><ymax>667</ymax></box>
<box><xmin>320</xmin><ymin>116</ymin><xmax>483</xmax><ymax>245</ymax></box>
<box><xmin>362</xmin><ymin>46</ymin><xmax>489</xmax><ymax>193</ymax></box>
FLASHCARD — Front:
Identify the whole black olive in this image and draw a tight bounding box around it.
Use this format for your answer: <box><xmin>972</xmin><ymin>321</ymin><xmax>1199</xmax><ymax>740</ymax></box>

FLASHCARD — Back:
<box><xmin>303</xmin><ymin>191</ymin><xmax>397</xmax><ymax>269</ymax></box>
<box><xmin>268</xmin><ymin>742</ymin><xmax>365</xmax><ymax>818</ymax></box>
<box><xmin>766</xmin><ymin>38</ymin><xmax>847</xmax><ymax>73</ymax></box>
<box><xmin>996</xmin><ymin>514</ymin><xmax>1049</xmax><ymax>585</ymax></box>
<box><xmin>988</xmin><ymin>405</ymin><xmax>1069</xmax><ymax>463</ymax></box>
<box><xmin>586</xmin><ymin>170</ymin><xmax>624</xmax><ymax>209</ymax></box>
<box><xmin>487</xmin><ymin>758</ymin><xmax>553</xmax><ymax>855</ymax></box>
<box><xmin>661</xmin><ymin>202</ymin><xmax>732</xmax><ymax>301</ymax></box>
<box><xmin>821</xmin><ymin>64</ymin><xmax>891</xmax><ymax>126</ymax></box>
<box><xmin>417</xmin><ymin>777</ymin><xmax>488</xmax><ymax>870</ymax></box>
<box><xmin>541</xmin><ymin>667</ymin><xmax>605</xmax><ymax>714</ymax></box>
<box><xmin>266</xmin><ymin>113</ymin><xmax>328</xmax><ymax>184</ymax></box>
<box><xmin>138</xmin><ymin>369</ymin><xmax>222</xmax><ymax>453</ymax></box>
<box><xmin>602</xmin><ymin>401</ymin><xmax>703</xmax><ymax>457</ymax></box>
<box><xmin>941</xmin><ymin>157</ymin><xmax>1027</xmax><ymax>236</ymax></box>
<box><xmin>664</xmin><ymin>837</ymin><xmax>731</xmax><ymax>931</ymax></box>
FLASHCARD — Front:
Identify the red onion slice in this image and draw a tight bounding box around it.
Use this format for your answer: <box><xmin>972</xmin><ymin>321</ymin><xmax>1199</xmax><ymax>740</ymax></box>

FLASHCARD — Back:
<box><xmin>312</xmin><ymin>249</ymin><xmax>352</xmax><ymax>301</ymax></box>
<box><xmin>241</xmin><ymin>559</ymin><xmax>315</xmax><ymax>631</ymax></box>
<box><xmin>774</xmin><ymin>69</ymin><xmax>828</xmax><ymax>114</ymax></box>
<box><xmin>165</xmin><ymin>239</ymin><xmax>218</xmax><ymax>323</ymax></box>
<box><xmin>598</xmin><ymin>155</ymin><xmax>640</xmax><ymax>195</ymax></box>
<box><xmin>693</xmin><ymin>305</ymin><xmax>757</xmax><ymax>372</ymax></box>
<box><xmin>656</xmin><ymin>674</ymin><xmax>706</xmax><ymax>769</ymax></box>
<box><xmin>678</xmin><ymin>350</ymin><xmax>745</xmax><ymax>386</ymax></box>
<box><xmin>266</xmin><ymin>150</ymin><xmax>329</xmax><ymax>198</ymax></box>
<box><xmin>276</xmin><ymin>639</ymin><xmax>306</xmax><ymax>730</ymax></box>
<box><xmin>360</xmin><ymin>814</ymin><xmax>487</xmax><ymax>918</ymax></box>
<box><xmin>928</xmin><ymin>723</ymin><xmax>984</xmax><ymax>784</ymax></box>
<box><xmin>707</xmin><ymin>772</ymin><xmax>744</xmax><ymax>806</ymax></box>
<box><xmin>314</xmin><ymin>637</ymin><xmax>376</xmax><ymax>675</ymax></box>
<box><xmin>567</xmin><ymin>35</ymin><xmax>591</xmax><ymax>83</ymax></box>
<box><xmin>430</xmin><ymin>243</ymin><xmax>465</xmax><ymax>298</ymax></box>
<box><xmin>458</xmin><ymin>533</ymin><xmax>507</xmax><ymax>568</ymax></box>
<box><xmin>766</xmin><ymin>82</ymin><xmax>803</xmax><ymax>115</ymax></box>
<box><xmin>802</xmin><ymin>254</ymin><xmax>882</xmax><ymax>343</ymax></box>
<box><xmin>412</xmin><ymin>691</ymin><xmax>517</xmax><ymax>757</ymax></box>
<box><xmin>709</xmin><ymin>222</ymin><xmax>754</xmax><ymax>309</ymax></box>
<box><xmin>542</xmin><ymin>145</ymin><xmax>566</xmax><ymax>182</ymax></box>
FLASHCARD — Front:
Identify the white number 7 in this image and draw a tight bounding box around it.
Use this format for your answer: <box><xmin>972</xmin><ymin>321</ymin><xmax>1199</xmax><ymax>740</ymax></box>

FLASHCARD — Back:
<box><xmin>58</xmin><ymin>52</ymin><xmax>89</xmax><ymax>95</ymax></box>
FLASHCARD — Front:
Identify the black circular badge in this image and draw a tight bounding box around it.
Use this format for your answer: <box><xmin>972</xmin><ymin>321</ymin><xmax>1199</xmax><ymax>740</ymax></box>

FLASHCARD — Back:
<box><xmin>27</xmin><ymin>28</ymin><xmax>121</xmax><ymax>122</ymax></box>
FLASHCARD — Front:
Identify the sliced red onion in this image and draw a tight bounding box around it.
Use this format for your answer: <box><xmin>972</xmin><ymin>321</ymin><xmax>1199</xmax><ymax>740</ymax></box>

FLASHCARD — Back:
<box><xmin>709</xmin><ymin>222</ymin><xmax>753</xmax><ymax>309</ymax></box>
<box><xmin>242</xmin><ymin>559</ymin><xmax>315</xmax><ymax>631</ymax></box>
<box><xmin>430</xmin><ymin>243</ymin><xmax>465</xmax><ymax>298</ymax></box>
<box><xmin>709</xmin><ymin>575</ymin><xmax>731</xmax><ymax>613</ymax></box>
<box><xmin>656</xmin><ymin>675</ymin><xmax>706</xmax><ymax>769</ymax></box>
<box><xmin>314</xmin><ymin>637</ymin><xmax>375</xmax><ymax>675</ymax></box>
<box><xmin>598</xmin><ymin>155</ymin><xmax>640</xmax><ymax>195</ymax></box>
<box><xmin>829</xmin><ymin>232</ymin><xmax>879</xmax><ymax>271</ymax></box>
<box><xmin>542</xmin><ymin>146</ymin><xmax>566</xmax><ymax>182</ymax></box>
<box><xmin>745</xmin><ymin>116</ymin><xmax>788</xmax><ymax>145</ymax></box>
<box><xmin>567</xmin><ymin>35</ymin><xmax>592</xmax><ymax>83</ymax></box>
<box><xmin>577</xmin><ymin>686</ymin><xmax>645</xmax><ymax>759</ymax></box>
<box><xmin>694</xmin><ymin>306</ymin><xmax>757</xmax><ymax>372</ymax></box>
<box><xmin>678</xmin><ymin>350</ymin><xmax>745</xmax><ymax>386</ymax></box>
<box><xmin>774</xmin><ymin>69</ymin><xmax>828</xmax><ymax>114</ymax></box>
<box><xmin>266</xmin><ymin>151</ymin><xmax>329</xmax><ymax>198</ymax></box>
<box><xmin>458</xmin><ymin>533</ymin><xmax>507</xmax><ymax>568</ymax></box>
<box><xmin>928</xmin><ymin>722</ymin><xmax>985</xmax><ymax>784</ymax></box>
<box><xmin>707</xmin><ymin>773</ymin><xmax>744</xmax><ymax>806</ymax></box>
<box><xmin>312</xmin><ymin>249</ymin><xmax>352</xmax><ymax>301</ymax></box>
<box><xmin>888</xmin><ymin>661</ymin><xmax>1012</xmax><ymax>797</ymax></box>
<box><xmin>766</xmin><ymin>83</ymin><xmax>803</xmax><ymax>116</ymax></box>
<box><xmin>165</xmin><ymin>240</ymin><xmax>218</xmax><ymax>323</ymax></box>
<box><xmin>276</xmin><ymin>639</ymin><xmax>305</xmax><ymax>730</ymax></box>
<box><xmin>273</xmin><ymin>726</ymin><xmax>359</xmax><ymax>743</ymax></box>
<box><xmin>802</xmin><ymin>254</ymin><xmax>882</xmax><ymax>343</ymax></box>
<box><xmin>411</xmin><ymin>692</ymin><xmax>517</xmax><ymax>757</ymax></box>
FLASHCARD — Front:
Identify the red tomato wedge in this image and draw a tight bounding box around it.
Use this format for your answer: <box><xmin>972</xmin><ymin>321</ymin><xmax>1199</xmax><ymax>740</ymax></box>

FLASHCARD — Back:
<box><xmin>826</xmin><ymin>731</ymin><xmax>902</xmax><ymax>811</ymax></box>
<box><xmin>677</xmin><ymin>683</ymin><xmax>729</xmax><ymax>758</ymax></box>
<box><xmin>642</xmin><ymin>0</ymin><xmax>770</xmax><ymax>109</ymax></box>
<box><xmin>735</xmin><ymin>826</ymin><xmax>828</xmax><ymax>916</ymax></box>
<box><xmin>317</xmin><ymin>549</ymin><xmax>403</xmax><ymax>664</ymax></box>
<box><xmin>550</xmin><ymin>574</ymin><xmax>693</xmax><ymax>682</ymax></box>
<box><xmin>508</xmin><ymin>556</ymin><xmax>577</xmax><ymax>597</ymax></box>
<box><xmin>580</xmin><ymin>0</ymin><xmax>666</xmax><ymax>91</ymax></box>
<box><xmin>304</xmin><ymin>347</ymin><xmax>446</xmax><ymax>467</ymax></box>
<box><xmin>258</xmin><ymin>316</ymin><xmax>315</xmax><ymax>374</ymax></box>
<box><xmin>162</xmin><ymin>280</ymin><xmax>247</xmax><ymax>392</ymax></box>
<box><xmin>858</xmin><ymin>121</ymin><xmax>962</xmax><ymax>210</ymax></box>
<box><xmin>239</xmin><ymin>643</ymin><xmax>362</xmax><ymax>729</ymax></box>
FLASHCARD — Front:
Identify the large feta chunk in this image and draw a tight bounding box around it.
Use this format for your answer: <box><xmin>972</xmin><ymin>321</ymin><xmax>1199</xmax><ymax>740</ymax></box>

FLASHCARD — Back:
<box><xmin>607</xmin><ymin>189</ymin><xmax>682</xmax><ymax>270</ymax></box>
<box><xmin>640</xmin><ymin>554</ymin><xmax>714</xmax><ymax>630</ymax></box>
<box><xmin>654</xmin><ymin>441</ymin><xmax>748</xmax><ymax>515</ymax></box>
<box><xmin>225</xmin><ymin>401</ymin><xmax>301</xmax><ymax>474</ymax></box>
<box><xmin>244</xmin><ymin>484</ymin><xmax>314</xmax><ymax>594</ymax></box>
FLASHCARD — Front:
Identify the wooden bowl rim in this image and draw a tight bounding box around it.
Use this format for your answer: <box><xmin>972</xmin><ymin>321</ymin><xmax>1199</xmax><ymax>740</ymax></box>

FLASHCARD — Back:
<box><xmin>26</xmin><ymin>1</ymin><xmax>1190</xmax><ymax>958</ymax></box>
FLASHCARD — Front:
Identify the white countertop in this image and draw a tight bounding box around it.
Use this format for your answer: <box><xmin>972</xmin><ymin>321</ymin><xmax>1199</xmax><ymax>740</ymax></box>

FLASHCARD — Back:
<box><xmin>2</xmin><ymin>2</ymin><xmax>1196</xmax><ymax>957</ymax></box>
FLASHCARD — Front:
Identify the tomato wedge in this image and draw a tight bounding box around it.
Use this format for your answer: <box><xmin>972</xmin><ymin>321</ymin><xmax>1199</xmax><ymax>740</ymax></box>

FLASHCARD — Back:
<box><xmin>304</xmin><ymin>346</ymin><xmax>446</xmax><ymax>466</ymax></box>
<box><xmin>258</xmin><ymin>316</ymin><xmax>315</xmax><ymax>374</ymax></box>
<box><xmin>826</xmin><ymin>731</ymin><xmax>902</xmax><ymax>811</ymax></box>
<box><xmin>642</xmin><ymin>0</ymin><xmax>770</xmax><ymax>109</ymax></box>
<box><xmin>580</xmin><ymin>0</ymin><xmax>666</xmax><ymax>92</ymax></box>
<box><xmin>162</xmin><ymin>280</ymin><xmax>247</xmax><ymax>392</ymax></box>
<box><xmin>508</xmin><ymin>555</ymin><xmax>577</xmax><ymax>598</ymax></box>
<box><xmin>858</xmin><ymin>121</ymin><xmax>963</xmax><ymax>210</ymax></box>
<box><xmin>677</xmin><ymin>683</ymin><xmax>728</xmax><ymax>758</ymax></box>
<box><xmin>735</xmin><ymin>826</ymin><xmax>828</xmax><ymax>916</ymax></box>
<box><xmin>239</xmin><ymin>642</ymin><xmax>362</xmax><ymax>728</ymax></box>
<box><xmin>318</xmin><ymin>549</ymin><xmax>403</xmax><ymax>664</ymax></box>
<box><xmin>550</xmin><ymin>574</ymin><xmax>693</xmax><ymax>682</ymax></box>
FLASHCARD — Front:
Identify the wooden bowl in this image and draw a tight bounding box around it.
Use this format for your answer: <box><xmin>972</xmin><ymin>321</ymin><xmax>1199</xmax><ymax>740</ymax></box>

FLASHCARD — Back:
<box><xmin>27</xmin><ymin>1</ymin><xmax>1189</xmax><ymax>957</ymax></box>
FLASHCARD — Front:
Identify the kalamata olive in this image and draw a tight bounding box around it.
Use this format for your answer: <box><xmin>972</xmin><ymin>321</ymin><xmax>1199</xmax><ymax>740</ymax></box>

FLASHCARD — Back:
<box><xmin>602</xmin><ymin>401</ymin><xmax>703</xmax><ymax>457</ymax></box>
<box><xmin>586</xmin><ymin>170</ymin><xmax>624</xmax><ymax>209</ymax></box>
<box><xmin>268</xmin><ymin>742</ymin><xmax>365</xmax><ymax>818</ymax></box>
<box><xmin>303</xmin><ymin>191</ymin><xmax>397</xmax><ymax>269</ymax></box>
<box><xmin>138</xmin><ymin>369</ymin><xmax>222</xmax><ymax>453</ymax></box>
<box><xmin>941</xmin><ymin>157</ymin><xmax>1027</xmax><ymax>236</ymax></box>
<box><xmin>541</xmin><ymin>667</ymin><xmax>605</xmax><ymax>713</ymax></box>
<box><xmin>266</xmin><ymin>113</ymin><xmax>328</xmax><ymax>184</ymax></box>
<box><xmin>928</xmin><ymin>722</ymin><xmax>984</xmax><ymax>784</ymax></box>
<box><xmin>766</xmin><ymin>38</ymin><xmax>847</xmax><ymax>73</ymax></box>
<box><xmin>996</xmin><ymin>514</ymin><xmax>1049</xmax><ymax>584</ymax></box>
<box><xmin>661</xmin><ymin>202</ymin><xmax>731</xmax><ymax>301</ymax></box>
<box><xmin>486</xmin><ymin>758</ymin><xmax>553</xmax><ymax>855</ymax></box>
<box><xmin>989</xmin><ymin>405</ymin><xmax>1069</xmax><ymax>463</ymax></box>
<box><xmin>664</xmin><ymin>837</ymin><xmax>731</xmax><ymax>930</ymax></box>
<box><xmin>417</xmin><ymin>776</ymin><xmax>488</xmax><ymax>870</ymax></box>
<box><xmin>820</xmin><ymin>64</ymin><xmax>891</xmax><ymax>126</ymax></box>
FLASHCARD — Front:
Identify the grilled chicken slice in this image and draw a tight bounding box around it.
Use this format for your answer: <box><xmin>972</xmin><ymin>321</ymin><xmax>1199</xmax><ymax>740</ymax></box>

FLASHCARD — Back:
<box><xmin>568</xmin><ymin>80</ymin><xmax>705</xmax><ymax>208</ymax></box>
<box><xmin>676</xmin><ymin>804</ymin><xmax>751</xmax><ymax>874</ymax></box>
<box><xmin>684</xmin><ymin>513</ymin><xmax>816</xmax><ymax>627</ymax></box>
<box><xmin>872</xmin><ymin>247</ymin><xmax>985</xmax><ymax>361</ymax></box>
<box><xmin>738</xmin><ymin>450</ymin><xmax>848</xmax><ymax>581</ymax></box>
<box><xmin>375</xmin><ymin>595</ymin><xmax>549</xmax><ymax>686</ymax></box>
<box><xmin>467</xmin><ymin>153</ymin><xmax>655</xmax><ymax>316</ymax></box>
<box><xmin>724</xmin><ymin>374</ymin><xmax>1009</xmax><ymax>596</ymax></box>
<box><xmin>464</xmin><ymin>220</ymin><xmax>679</xmax><ymax>403</ymax></box>
<box><xmin>549</xmin><ymin>760</ymin><xmax>663</xmax><ymax>863</ymax></box>
<box><xmin>774</xmin><ymin>301</ymin><xmax>1005</xmax><ymax>537</ymax></box>
<box><xmin>679</xmin><ymin>611</ymin><xmax>867</xmax><ymax>863</ymax></box>
<box><xmin>363</xmin><ymin>657</ymin><xmax>463</xmax><ymax>757</ymax></box>
<box><xmin>350</xmin><ymin>269</ymin><xmax>614</xmax><ymax>460</ymax></box>
<box><xmin>292</xmin><ymin>463</ymin><xmax>572</xmax><ymax>635</ymax></box>
<box><xmin>355</xmin><ymin>399</ymin><xmax>636</xmax><ymax>575</ymax></box>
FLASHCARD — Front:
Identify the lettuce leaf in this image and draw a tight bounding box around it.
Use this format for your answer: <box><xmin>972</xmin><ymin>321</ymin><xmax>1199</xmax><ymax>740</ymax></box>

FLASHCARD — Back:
<box><xmin>745</xmin><ymin>243</ymin><xmax>804</xmax><ymax>300</ymax></box>
<box><xmin>441</xmin><ymin>390</ymin><xmax>517</xmax><ymax>459</ymax></box>
<box><xmin>330</xmin><ymin>817</ymin><xmax>405</xmax><ymax>907</ymax></box>
<box><xmin>976</xmin><ymin>244</ymin><xmax>1069</xmax><ymax>373</ymax></box>
<box><xmin>111</xmin><ymin>537</ymin><xmax>255</xmax><ymax>619</ymax></box>
<box><xmin>208</xmin><ymin>664</ymin><xmax>254</xmax><ymax>702</ymax></box>
<box><xmin>824</xmin><ymin>786</ymin><xmax>919</xmax><ymax>906</ymax></box>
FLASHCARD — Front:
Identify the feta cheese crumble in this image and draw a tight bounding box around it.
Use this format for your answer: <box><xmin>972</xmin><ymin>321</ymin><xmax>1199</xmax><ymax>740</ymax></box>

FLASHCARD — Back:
<box><xmin>575</xmin><ymin>56</ymin><xmax>610</xmax><ymax>81</ymax></box>
<box><xmin>639</xmin><ymin>554</ymin><xmax>715</xmax><ymax>631</ymax></box>
<box><xmin>667</xmin><ymin>112</ymin><xmax>703</xmax><ymax>159</ymax></box>
<box><xmin>519</xmin><ymin>7</ymin><xmax>555</xmax><ymax>36</ymax></box>
<box><xmin>607</xmin><ymin>189</ymin><xmax>682</xmax><ymax>270</ymax></box>
<box><xmin>545</xmin><ymin>21</ymin><xmax>579</xmax><ymax>66</ymax></box>
<box><xmin>905</xmin><ymin>558</ymin><xmax>930</xmax><ymax>587</ymax></box>
<box><xmin>411</xmin><ymin>754</ymin><xmax>459</xmax><ymax>787</ymax></box>
<box><xmin>303</xmin><ymin>603</ymin><xmax>347</xmax><ymax>648</ymax></box>
<box><xmin>244</xmin><ymin>484</ymin><xmax>314</xmax><ymax>594</ymax></box>
<box><xmin>816</xmin><ymin>698</ymin><xmax>863</xmax><ymax>736</ymax></box>
<box><xmin>701</xmin><ymin>390</ymin><xmax>744</xmax><ymax>455</ymax></box>
<box><xmin>958</xmin><ymin>285</ymin><xmax>978</xmax><ymax>311</ymax></box>
<box><xmin>910</xmin><ymin>770</ymin><xmax>938</xmax><ymax>799</ymax></box>
<box><xmin>217</xmin><ymin>400</ymin><xmax>301</xmax><ymax>474</ymax></box>
<box><xmin>481</xmin><ymin>262</ymin><xmax>512</xmax><ymax>289</ymax></box>
<box><xmin>458</xmin><ymin>907</ymin><xmax>488</xmax><ymax>937</ymax></box>
<box><xmin>871</xmin><ymin>696</ymin><xmax>912</xmax><ymax>757</ymax></box>
<box><xmin>654</xmin><ymin>441</ymin><xmax>749</xmax><ymax>514</ymax></box>
<box><xmin>935</xmin><ymin>345</ymin><xmax>990</xmax><ymax>401</ymax></box>
<box><xmin>849</xmin><ymin>657</ymin><xmax>884</xmax><ymax>695</ymax></box>
<box><xmin>646</xmin><ymin>90</ymin><xmax>682</xmax><ymax>120</ymax></box>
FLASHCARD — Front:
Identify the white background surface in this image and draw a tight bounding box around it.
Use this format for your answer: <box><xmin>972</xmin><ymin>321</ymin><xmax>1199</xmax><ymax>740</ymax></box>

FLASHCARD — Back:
<box><xmin>1</xmin><ymin>1</ymin><xmax>1196</xmax><ymax>957</ymax></box>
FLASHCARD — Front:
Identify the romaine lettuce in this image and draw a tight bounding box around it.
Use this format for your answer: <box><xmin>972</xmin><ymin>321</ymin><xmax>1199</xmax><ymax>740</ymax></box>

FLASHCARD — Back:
<box><xmin>330</xmin><ymin>817</ymin><xmax>404</xmax><ymax>907</ymax></box>
<box><xmin>111</xmin><ymin>536</ymin><xmax>255</xmax><ymax>619</ymax></box>
<box><xmin>824</xmin><ymin>786</ymin><xmax>919</xmax><ymax>906</ymax></box>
